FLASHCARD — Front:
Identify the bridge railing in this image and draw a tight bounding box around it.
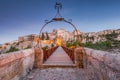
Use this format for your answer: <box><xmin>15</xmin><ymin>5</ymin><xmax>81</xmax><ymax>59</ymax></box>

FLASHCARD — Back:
<box><xmin>61</xmin><ymin>46</ymin><xmax>75</xmax><ymax>63</ymax></box>
<box><xmin>0</xmin><ymin>49</ymin><xmax>35</xmax><ymax>80</ymax></box>
<box><xmin>43</xmin><ymin>46</ymin><xmax>58</xmax><ymax>62</ymax></box>
<box><xmin>87</xmin><ymin>57</ymin><xmax>120</xmax><ymax>80</ymax></box>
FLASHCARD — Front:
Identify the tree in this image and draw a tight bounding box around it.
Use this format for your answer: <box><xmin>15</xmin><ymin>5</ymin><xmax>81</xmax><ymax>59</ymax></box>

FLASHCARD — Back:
<box><xmin>46</xmin><ymin>32</ymin><xmax>49</xmax><ymax>40</ymax></box>
<box><xmin>41</xmin><ymin>32</ymin><xmax>45</xmax><ymax>40</ymax></box>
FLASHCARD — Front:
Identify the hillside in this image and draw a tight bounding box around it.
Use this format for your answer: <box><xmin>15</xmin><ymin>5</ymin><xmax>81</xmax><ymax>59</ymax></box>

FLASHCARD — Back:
<box><xmin>0</xmin><ymin>28</ymin><xmax>120</xmax><ymax>54</ymax></box>
<box><xmin>80</xmin><ymin>29</ymin><xmax>120</xmax><ymax>52</ymax></box>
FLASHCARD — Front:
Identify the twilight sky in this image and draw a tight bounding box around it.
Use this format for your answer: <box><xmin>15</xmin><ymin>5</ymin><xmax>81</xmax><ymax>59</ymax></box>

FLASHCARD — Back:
<box><xmin>0</xmin><ymin>0</ymin><xmax>120</xmax><ymax>44</ymax></box>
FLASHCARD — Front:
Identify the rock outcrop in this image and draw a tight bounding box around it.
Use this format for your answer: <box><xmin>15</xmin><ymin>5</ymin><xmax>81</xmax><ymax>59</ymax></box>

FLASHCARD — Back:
<box><xmin>80</xmin><ymin>29</ymin><xmax>120</xmax><ymax>43</ymax></box>
<box><xmin>0</xmin><ymin>28</ymin><xmax>120</xmax><ymax>54</ymax></box>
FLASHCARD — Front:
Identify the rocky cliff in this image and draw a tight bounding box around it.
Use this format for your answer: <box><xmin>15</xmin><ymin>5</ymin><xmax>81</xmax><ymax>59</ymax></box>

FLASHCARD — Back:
<box><xmin>51</xmin><ymin>28</ymin><xmax>120</xmax><ymax>44</ymax></box>
<box><xmin>0</xmin><ymin>28</ymin><xmax>120</xmax><ymax>54</ymax></box>
<box><xmin>80</xmin><ymin>29</ymin><xmax>120</xmax><ymax>43</ymax></box>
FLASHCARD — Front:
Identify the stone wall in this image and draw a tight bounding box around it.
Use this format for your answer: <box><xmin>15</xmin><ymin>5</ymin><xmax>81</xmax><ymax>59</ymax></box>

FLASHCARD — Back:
<box><xmin>84</xmin><ymin>48</ymin><xmax>120</xmax><ymax>80</ymax></box>
<box><xmin>0</xmin><ymin>49</ymin><xmax>35</xmax><ymax>80</ymax></box>
<box><xmin>34</xmin><ymin>48</ymin><xmax>43</xmax><ymax>68</ymax></box>
<box><xmin>74</xmin><ymin>47</ymin><xmax>87</xmax><ymax>68</ymax></box>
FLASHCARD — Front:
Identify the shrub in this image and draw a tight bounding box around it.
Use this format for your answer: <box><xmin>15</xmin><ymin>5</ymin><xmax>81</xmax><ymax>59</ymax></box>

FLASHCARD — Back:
<box><xmin>42</xmin><ymin>46</ymin><xmax>49</xmax><ymax>50</ymax></box>
<box><xmin>66</xmin><ymin>41</ymin><xmax>79</xmax><ymax>48</ymax></box>
<box><xmin>6</xmin><ymin>47</ymin><xmax>19</xmax><ymax>53</ymax></box>
<box><xmin>105</xmin><ymin>33</ymin><xmax>118</xmax><ymax>41</ymax></box>
<box><xmin>51</xmin><ymin>44</ymin><xmax>54</xmax><ymax>47</ymax></box>
<box><xmin>73</xmin><ymin>41</ymin><xmax>79</xmax><ymax>47</ymax></box>
<box><xmin>24</xmin><ymin>45</ymin><xmax>31</xmax><ymax>49</ymax></box>
<box><xmin>66</xmin><ymin>42</ymin><xmax>72</xmax><ymax>47</ymax></box>
<box><xmin>81</xmin><ymin>41</ymin><xmax>112</xmax><ymax>50</ymax></box>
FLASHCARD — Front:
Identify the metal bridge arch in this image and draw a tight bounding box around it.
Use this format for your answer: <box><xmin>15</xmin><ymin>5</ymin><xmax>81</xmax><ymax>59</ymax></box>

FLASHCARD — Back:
<box><xmin>39</xmin><ymin>2</ymin><xmax>80</xmax><ymax>47</ymax></box>
<box><xmin>39</xmin><ymin>19</ymin><xmax>78</xmax><ymax>36</ymax></box>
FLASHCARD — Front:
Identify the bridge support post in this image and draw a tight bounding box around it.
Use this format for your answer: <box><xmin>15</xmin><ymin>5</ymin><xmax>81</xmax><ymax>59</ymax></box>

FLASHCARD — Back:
<box><xmin>75</xmin><ymin>47</ymin><xmax>84</xmax><ymax>68</ymax></box>
<box><xmin>34</xmin><ymin>48</ymin><xmax>43</xmax><ymax>68</ymax></box>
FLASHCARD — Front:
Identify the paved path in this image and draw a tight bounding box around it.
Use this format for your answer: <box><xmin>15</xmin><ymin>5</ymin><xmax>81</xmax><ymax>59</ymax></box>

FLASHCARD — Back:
<box><xmin>43</xmin><ymin>46</ymin><xmax>74</xmax><ymax>66</ymax></box>
<box><xmin>22</xmin><ymin>68</ymin><xmax>96</xmax><ymax>80</ymax></box>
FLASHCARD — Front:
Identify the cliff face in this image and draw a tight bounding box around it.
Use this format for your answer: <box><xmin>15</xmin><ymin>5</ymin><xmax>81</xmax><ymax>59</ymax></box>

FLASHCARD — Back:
<box><xmin>80</xmin><ymin>29</ymin><xmax>120</xmax><ymax>43</ymax></box>
<box><xmin>79</xmin><ymin>29</ymin><xmax>120</xmax><ymax>52</ymax></box>
<box><xmin>56</xmin><ymin>29</ymin><xmax>120</xmax><ymax>51</ymax></box>
<box><xmin>17</xmin><ymin>28</ymin><xmax>120</xmax><ymax>45</ymax></box>
<box><xmin>0</xmin><ymin>28</ymin><xmax>120</xmax><ymax>54</ymax></box>
<box><xmin>55</xmin><ymin>28</ymin><xmax>120</xmax><ymax>43</ymax></box>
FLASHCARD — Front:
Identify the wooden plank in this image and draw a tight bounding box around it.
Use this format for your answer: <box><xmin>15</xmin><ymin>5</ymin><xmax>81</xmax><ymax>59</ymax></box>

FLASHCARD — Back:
<box><xmin>44</xmin><ymin>46</ymin><xmax>74</xmax><ymax>66</ymax></box>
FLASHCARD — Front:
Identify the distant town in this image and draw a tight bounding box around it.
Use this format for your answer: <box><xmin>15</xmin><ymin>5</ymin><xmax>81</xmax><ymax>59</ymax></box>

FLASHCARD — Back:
<box><xmin>0</xmin><ymin>28</ymin><xmax>120</xmax><ymax>54</ymax></box>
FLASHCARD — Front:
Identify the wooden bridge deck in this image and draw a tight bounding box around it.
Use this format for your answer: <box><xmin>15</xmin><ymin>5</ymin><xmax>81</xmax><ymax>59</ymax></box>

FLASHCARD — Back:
<box><xmin>43</xmin><ymin>46</ymin><xmax>75</xmax><ymax>67</ymax></box>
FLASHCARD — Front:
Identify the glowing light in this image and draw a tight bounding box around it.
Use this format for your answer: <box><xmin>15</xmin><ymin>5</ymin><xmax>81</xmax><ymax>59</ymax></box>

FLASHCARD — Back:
<box><xmin>43</xmin><ymin>40</ymin><xmax>53</xmax><ymax>44</ymax></box>
<box><xmin>56</xmin><ymin>36</ymin><xmax>63</xmax><ymax>46</ymax></box>
<box><xmin>34</xmin><ymin>37</ymin><xmax>40</xmax><ymax>42</ymax></box>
